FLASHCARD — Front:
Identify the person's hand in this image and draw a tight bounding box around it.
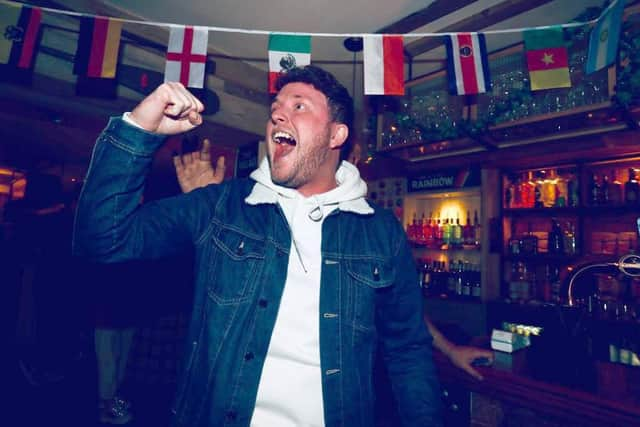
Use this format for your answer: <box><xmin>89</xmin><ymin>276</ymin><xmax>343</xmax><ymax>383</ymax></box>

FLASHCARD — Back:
<box><xmin>173</xmin><ymin>139</ymin><xmax>226</xmax><ymax>193</ymax></box>
<box><xmin>446</xmin><ymin>345</ymin><xmax>494</xmax><ymax>381</ymax></box>
<box><xmin>130</xmin><ymin>82</ymin><xmax>204</xmax><ymax>135</ymax></box>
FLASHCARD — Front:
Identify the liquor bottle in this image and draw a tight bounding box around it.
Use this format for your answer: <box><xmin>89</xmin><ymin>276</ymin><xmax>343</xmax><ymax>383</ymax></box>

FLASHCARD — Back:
<box><xmin>601</xmin><ymin>173</ymin><xmax>610</xmax><ymax>205</ymax></box>
<box><xmin>542</xmin><ymin>169</ymin><xmax>557</xmax><ymax>207</ymax></box>
<box><xmin>504</xmin><ymin>176</ymin><xmax>514</xmax><ymax>208</ymax></box>
<box><xmin>462</xmin><ymin>262</ymin><xmax>472</xmax><ymax>297</ymax></box>
<box><xmin>548</xmin><ymin>218</ymin><xmax>564</xmax><ymax>254</ymax></box>
<box><xmin>520</xmin><ymin>222</ymin><xmax>538</xmax><ymax>255</ymax></box>
<box><xmin>452</xmin><ymin>215</ymin><xmax>462</xmax><ymax>246</ymax></box>
<box><xmin>423</xmin><ymin>212</ymin><xmax>433</xmax><ymax>246</ymax></box>
<box><xmin>473</xmin><ymin>210</ymin><xmax>482</xmax><ymax>247</ymax></box>
<box><xmin>523</xmin><ymin>171</ymin><xmax>536</xmax><ymax>208</ymax></box>
<box><xmin>471</xmin><ymin>264</ymin><xmax>482</xmax><ymax>299</ymax></box>
<box><xmin>563</xmin><ymin>222</ymin><xmax>576</xmax><ymax>255</ymax></box>
<box><xmin>435</xmin><ymin>216</ymin><xmax>443</xmax><ymax>246</ymax></box>
<box><xmin>534</xmin><ymin>172</ymin><xmax>544</xmax><ymax>208</ymax></box>
<box><xmin>555</xmin><ymin>171</ymin><xmax>567</xmax><ymax>207</ymax></box>
<box><xmin>417</xmin><ymin>213</ymin><xmax>425</xmax><ymax>243</ymax></box>
<box><xmin>589</xmin><ymin>173</ymin><xmax>601</xmax><ymax>206</ymax></box>
<box><xmin>609</xmin><ymin>170</ymin><xmax>623</xmax><ymax>205</ymax></box>
<box><xmin>463</xmin><ymin>210</ymin><xmax>473</xmax><ymax>246</ymax></box>
<box><xmin>442</xmin><ymin>217</ymin><xmax>451</xmax><ymax>246</ymax></box>
<box><xmin>513</xmin><ymin>175</ymin><xmax>523</xmax><ymax>208</ymax></box>
<box><xmin>567</xmin><ymin>173</ymin><xmax>579</xmax><ymax>207</ymax></box>
<box><xmin>421</xmin><ymin>260</ymin><xmax>432</xmax><ymax>295</ymax></box>
<box><xmin>624</xmin><ymin>168</ymin><xmax>639</xmax><ymax>205</ymax></box>
<box><xmin>408</xmin><ymin>212</ymin><xmax>417</xmax><ymax>241</ymax></box>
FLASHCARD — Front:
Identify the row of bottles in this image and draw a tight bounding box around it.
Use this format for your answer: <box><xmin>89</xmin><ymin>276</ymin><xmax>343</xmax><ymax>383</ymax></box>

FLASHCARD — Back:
<box><xmin>507</xmin><ymin>262</ymin><xmax>564</xmax><ymax>303</ymax></box>
<box><xmin>508</xmin><ymin>219</ymin><xmax>577</xmax><ymax>255</ymax></box>
<box><xmin>504</xmin><ymin>169</ymin><xmax>579</xmax><ymax>209</ymax></box>
<box><xmin>588</xmin><ymin>168</ymin><xmax>639</xmax><ymax>206</ymax></box>
<box><xmin>407</xmin><ymin>210</ymin><xmax>482</xmax><ymax>248</ymax></box>
<box><xmin>418</xmin><ymin>258</ymin><xmax>482</xmax><ymax>300</ymax></box>
<box><xmin>504</xmin><ymin>166</ymin><xmax>640</xmax><ymax>209</ymax></box>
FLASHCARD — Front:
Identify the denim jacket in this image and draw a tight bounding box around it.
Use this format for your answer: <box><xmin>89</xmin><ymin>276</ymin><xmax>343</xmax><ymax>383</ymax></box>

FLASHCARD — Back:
<box><xmin>73</xmin><ymin>118</ymin><xmax>442</xmax><ymax>427</ymax></box>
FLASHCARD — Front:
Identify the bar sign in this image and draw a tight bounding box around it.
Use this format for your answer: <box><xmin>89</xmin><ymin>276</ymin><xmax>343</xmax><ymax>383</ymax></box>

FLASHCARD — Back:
<box><xmin>407</xmin><ymin>168</ymin><xmax>480</xmax><ymax>193</ymax></box>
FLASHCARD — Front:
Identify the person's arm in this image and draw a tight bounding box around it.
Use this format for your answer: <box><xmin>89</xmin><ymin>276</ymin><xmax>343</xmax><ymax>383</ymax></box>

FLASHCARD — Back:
<box><xmin>173</xmin><ymin>138</ymin><xmax>226</xmax><ymax>193</ymax></box>
<box><xmin>424</xmin><ymin>317</ymin><xmax>494</xmax><ymax>380</ymax></box>
<box><xmin>73</xmin><ymin>83</ymin><xmax>213</xmax><ymax>262</ymax></box>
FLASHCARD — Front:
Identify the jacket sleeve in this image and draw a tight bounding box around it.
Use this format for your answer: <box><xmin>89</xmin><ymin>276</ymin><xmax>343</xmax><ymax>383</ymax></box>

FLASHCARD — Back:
<box><xmin>376</xmin><ymin>215</ymin><xmax>443</xmax><ymax>427</ymax></box>
<box><xmin>72</xmin><ymin>117</ymin><xmax>215</xmax><ymax>263</ymax></box>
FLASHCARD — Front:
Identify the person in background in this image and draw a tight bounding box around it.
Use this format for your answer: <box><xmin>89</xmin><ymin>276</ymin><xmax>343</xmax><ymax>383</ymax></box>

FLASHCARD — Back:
<box><xmin>74</xmin><ymin>65</ymin><xmax>442</xmax><ymax>426</ymax></box>
<box><xmin>6</xmin><ymin>173</ymin><xmax>94</xmax><ymax>426</ymax></box>
<box><xmin>92</xmin><ymin>261</ymin><xmax>140</xmax><ymax>425</ymax></box>
<box><xmin>173</xmin><ymin>139</ymin><xmax>494</xmax><ymax>382</ymax></box>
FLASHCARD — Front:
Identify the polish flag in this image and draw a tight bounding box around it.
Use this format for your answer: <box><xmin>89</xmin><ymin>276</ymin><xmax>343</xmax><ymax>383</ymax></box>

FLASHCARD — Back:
<box><xmin>363</xmin><ymin>35</ymin><xmax>404</xmax><ymax>95</ymax></box>
<box><xmin>445</xmin><ymin>32</ymin><xmax>491</xmax><ymax>95</ymax></box>
<box><xmin>165</xmin><ymin>25</ymin><xmax>208</xmax><ymax>88</ymax></box>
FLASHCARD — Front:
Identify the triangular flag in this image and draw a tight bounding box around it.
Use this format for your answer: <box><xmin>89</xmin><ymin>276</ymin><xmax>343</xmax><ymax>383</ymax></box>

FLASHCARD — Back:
<box><xmin>74</xmin><ymin>16</ymin><xmax>122</xmax><ymax>78</ymax></box>
<box><xmin>165</xmin><ymin>25</ymin><xmax>209</xmax><ymax>88</ymax></box>
<box><xmin>363</xmin><ymin>35</ymin><xmax>404</xmax><ymax>95</ymax></box>
<box><xmin>0</xmin><ymin>3</ymin><xmax>42</xmax><ymax>68</ymax></box>
<box><xmin>586</xmin><ymin>0</ymin><xmax>625</xmax><ymax>74</ymax></box>
<box><xmin>445</xmin><ymin>32</ymin><xmax>491</xmax><ymax>95</ymax></box>
<box><xmin>268</xmin><ymin>34</ymin><xmax>311</xmax><ymax>94</ymax></box>
<box><xmin>523</xmin><ymin>27</ymin><xmax>571</xmax><ymax>91</ymax></box>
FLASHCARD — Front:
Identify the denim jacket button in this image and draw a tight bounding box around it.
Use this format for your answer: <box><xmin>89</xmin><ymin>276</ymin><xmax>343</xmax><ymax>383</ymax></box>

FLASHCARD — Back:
<box><xmin>225</xmin><ymin>410</ymin><xmax>237</xmax><ymax>421</ymax></box>
<box><xmin>244</xmin><ymin>352</ymin><xmax>254</xmax><ymax>361</ymax></box>
<box><xmin>258</xmin><ymin>299</ymin><xmax>268</xmax><ymax>308</ymax></box>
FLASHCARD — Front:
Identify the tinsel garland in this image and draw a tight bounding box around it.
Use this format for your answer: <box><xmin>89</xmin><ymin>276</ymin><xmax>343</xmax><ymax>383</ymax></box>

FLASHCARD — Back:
<box><xmin>374</xmin><ymin>0</ymin><xmax>639</xmax><ymax>157</ymax></box>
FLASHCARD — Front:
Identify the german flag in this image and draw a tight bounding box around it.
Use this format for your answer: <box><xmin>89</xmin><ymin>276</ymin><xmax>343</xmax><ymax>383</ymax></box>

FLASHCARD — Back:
<box><xmin>74</xmin><ymin>16</ymin><xmax>122</xmax><ymax>78</ymax></box>
<box><xmin>0</xmin><ymin>3</ymin><xmax>42</xmax><ymax>68</ymax></box>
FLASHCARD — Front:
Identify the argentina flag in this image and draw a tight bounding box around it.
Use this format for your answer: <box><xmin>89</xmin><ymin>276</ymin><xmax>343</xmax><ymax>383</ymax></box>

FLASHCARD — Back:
<box><xmin>586</xmin><ymin>0</ymin><xmax>625</xmax><ymax>74</ymax></box>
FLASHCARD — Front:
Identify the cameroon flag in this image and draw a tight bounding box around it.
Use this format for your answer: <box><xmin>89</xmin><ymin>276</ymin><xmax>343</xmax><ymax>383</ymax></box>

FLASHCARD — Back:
<box><xmin>523</xmin><ymin>27</ymin><xmax>571</xmax><ymax>91</ymax></box>
<box><xmin>0</xmin><ymin>3</ymin><xmax>42</xmax><ymax>68</ymax></box>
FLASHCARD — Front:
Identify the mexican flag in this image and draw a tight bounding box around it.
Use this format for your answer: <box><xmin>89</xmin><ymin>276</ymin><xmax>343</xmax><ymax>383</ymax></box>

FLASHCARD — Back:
<box><xmin>268</xmin><ymin>34</ymin><xmax>311</xmax><ymax>93</ymax></box>
<box><xmin>523</xmin><ymin>27</ymin><xmax>571</xmax><ymax>91</ymax></box>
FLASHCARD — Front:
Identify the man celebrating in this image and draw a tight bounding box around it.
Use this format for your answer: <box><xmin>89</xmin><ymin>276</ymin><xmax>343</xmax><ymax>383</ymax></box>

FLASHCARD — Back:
<box><xmin>74</xmin><ymin>66</ymin><xmax>442</xmax><ymax>426</ymax></box>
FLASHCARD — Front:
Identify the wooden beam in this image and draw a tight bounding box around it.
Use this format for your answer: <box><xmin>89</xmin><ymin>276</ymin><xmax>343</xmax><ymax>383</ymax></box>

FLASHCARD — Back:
<box><xmin>405</xmin><ymin>0</ymin><xmax>554</xmax><ymax>58</ymax></box>
<box><xmin>48</xmin><ymin>0</ymin><xmax>268</xmax><ymax>94</ymax></box>
<box><xmin>378</xmin><ymin>0</ymin><xmax>479</xmax><ymax>35</ymax></box>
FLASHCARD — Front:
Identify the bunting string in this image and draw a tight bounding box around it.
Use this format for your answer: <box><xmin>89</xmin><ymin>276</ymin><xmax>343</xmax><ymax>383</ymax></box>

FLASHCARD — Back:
<box><xmin>1</xmin><ymin>0</ymin><xmax>598</xmax><ymax>39</ymax></box>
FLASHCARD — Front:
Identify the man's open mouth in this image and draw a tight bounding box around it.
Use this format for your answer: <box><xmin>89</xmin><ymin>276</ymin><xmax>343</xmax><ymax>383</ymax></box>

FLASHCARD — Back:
<box><xmin>272</xmin><ymin>131</ymin><xmax>297</xmax><ymax>146</ymax></box>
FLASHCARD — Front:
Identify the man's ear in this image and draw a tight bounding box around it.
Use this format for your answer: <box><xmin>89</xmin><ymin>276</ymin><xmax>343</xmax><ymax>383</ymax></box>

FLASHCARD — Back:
<box><xmin>329</xmin><ymin>123</ymin><xmax>349</xmax><ymax>149</ymax></box>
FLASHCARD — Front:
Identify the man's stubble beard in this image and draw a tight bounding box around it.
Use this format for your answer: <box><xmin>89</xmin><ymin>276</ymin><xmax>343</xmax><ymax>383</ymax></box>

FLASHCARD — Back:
<box><xmin>269</xmin><ymin>130</ymin><xmax>332</xmax><ymax>189</ymax></box>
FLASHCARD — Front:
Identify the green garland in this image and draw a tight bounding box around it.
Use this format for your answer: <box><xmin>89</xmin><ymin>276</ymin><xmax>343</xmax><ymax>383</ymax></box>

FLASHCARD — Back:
<box><xmin>377</xmin><ymin>0</ymin><xmax>639</xmax><ymax>155</ymax></box>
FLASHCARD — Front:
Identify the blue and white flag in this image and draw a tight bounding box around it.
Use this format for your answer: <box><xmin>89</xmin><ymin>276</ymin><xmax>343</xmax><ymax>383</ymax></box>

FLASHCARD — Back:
<box><xmin>586</xmin><ymin>0</ymin><xmax>625</xmax><ymax>74</ymax></box>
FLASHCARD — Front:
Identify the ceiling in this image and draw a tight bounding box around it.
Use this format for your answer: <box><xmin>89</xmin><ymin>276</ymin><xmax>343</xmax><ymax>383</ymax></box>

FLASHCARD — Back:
<box><xmin>0</xmin><ymin>0</ymin><xmax>619</xmax><ymax>191</ymax></box>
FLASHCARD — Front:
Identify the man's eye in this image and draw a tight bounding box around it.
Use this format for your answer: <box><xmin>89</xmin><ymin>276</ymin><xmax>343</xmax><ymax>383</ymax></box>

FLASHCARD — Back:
<box><xmin>295</xmin><ymin>103</ymin><xmax>305</xmax><ymax>110</ymax></box>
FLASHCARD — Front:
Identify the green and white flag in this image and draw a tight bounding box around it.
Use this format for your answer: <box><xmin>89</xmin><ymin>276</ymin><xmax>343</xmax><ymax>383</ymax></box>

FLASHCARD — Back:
<box><xmin>268</xmin><ymin>34</ymin><xmax>311</xmax><ymax>93</ymax></box>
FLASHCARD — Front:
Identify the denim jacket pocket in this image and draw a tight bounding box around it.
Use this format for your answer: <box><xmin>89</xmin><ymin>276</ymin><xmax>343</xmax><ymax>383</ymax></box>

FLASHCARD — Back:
<box><xmin>208</xmin><ymin>226</ymin><xmax>266</xmax><ymax>305</ymax></box>
<box><xmin>345</xmin><ymin>258</ymin><xmax>395</xmax><ymax>332</ymax></box>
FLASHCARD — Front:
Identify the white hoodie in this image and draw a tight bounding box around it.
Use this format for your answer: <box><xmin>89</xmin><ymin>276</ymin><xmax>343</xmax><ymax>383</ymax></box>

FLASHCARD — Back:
<box><xmin>246</xmin><ymin>158</ymin><xmax>372</xmax><ymax>427</ymax></box>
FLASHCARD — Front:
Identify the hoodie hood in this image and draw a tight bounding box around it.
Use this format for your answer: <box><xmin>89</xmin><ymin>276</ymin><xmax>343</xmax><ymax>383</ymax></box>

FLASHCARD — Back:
<box><xmin>245</xmin><ymin>157</ymin><xmax>373</xmax><ymax>220</ymax></box>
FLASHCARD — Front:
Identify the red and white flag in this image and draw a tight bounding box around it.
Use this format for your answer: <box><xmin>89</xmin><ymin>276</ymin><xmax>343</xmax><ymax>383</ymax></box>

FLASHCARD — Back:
<box><xmin>445</xmin><ymin>32</ymin><xmax>491</xmax><ymax>95</ymax></box>
<box><xmin>363</xmin><ymin>35</ymin><xmax>404</xmax><ymax>95</ymax></box>
<box><xmin>165</xmin><ymin>25</ymin><xmax>208</xmax><ymax>88</ymax></box>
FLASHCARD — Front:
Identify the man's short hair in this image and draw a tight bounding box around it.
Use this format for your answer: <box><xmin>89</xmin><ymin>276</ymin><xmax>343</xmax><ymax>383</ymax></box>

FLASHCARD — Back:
<box><xmin>275</xmin><ymin>66</ymin><xmax>354</xmax><ymax>162</ymax></box>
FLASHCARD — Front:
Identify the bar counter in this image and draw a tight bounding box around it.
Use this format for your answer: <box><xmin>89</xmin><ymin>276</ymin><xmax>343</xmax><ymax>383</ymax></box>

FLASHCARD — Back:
<box><xmin>434</xmin><ymin>342</ymin><xmax>640</xmax><ymax>426</ymax></box>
